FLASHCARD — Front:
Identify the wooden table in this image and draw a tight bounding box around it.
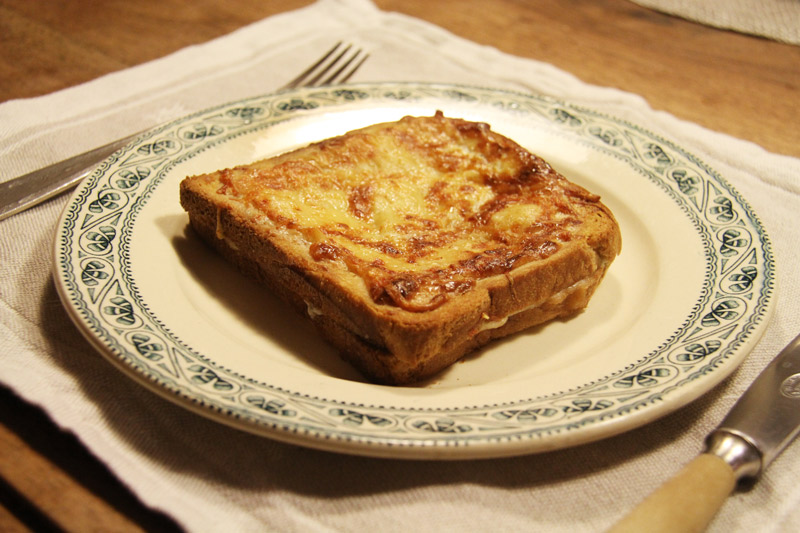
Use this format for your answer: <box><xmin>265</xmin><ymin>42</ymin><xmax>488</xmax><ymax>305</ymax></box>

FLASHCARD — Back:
<box><xmin>1</xmin><ymin>1</ymin><xmax>798</xmax><ymax>530</ymax></box>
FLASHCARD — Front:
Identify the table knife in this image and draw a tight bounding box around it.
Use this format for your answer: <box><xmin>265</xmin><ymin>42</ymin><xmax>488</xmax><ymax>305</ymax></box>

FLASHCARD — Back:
<box><xmin>610</xmin><ymin>331</ymin><xmax>800</xmax><ymax>532</ymax></box>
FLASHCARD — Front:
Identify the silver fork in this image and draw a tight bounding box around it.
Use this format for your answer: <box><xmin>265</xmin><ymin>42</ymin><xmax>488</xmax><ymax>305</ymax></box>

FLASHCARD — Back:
<box><xmin>0</xmin><ymin>42</ymin><xmax>369</xmax><ymax>221</ymax></box>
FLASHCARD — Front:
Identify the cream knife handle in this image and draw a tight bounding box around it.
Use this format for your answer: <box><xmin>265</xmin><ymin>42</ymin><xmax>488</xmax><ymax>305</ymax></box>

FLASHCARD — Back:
<box><xmin>608</xmin><ymin>454</ymin><xmax>736</xmax><ymax>533</ymax></box>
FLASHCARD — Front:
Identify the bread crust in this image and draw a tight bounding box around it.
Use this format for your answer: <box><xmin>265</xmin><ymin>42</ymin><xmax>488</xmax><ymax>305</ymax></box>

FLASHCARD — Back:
<box><xmin>180</xmin><ymin>113</ymin><xmax>621</xmax><ymax>385</ymax></box>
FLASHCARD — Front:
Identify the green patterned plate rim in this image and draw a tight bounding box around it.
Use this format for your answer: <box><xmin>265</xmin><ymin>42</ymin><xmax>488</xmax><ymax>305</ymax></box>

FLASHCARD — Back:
<box><xmin>53</xmin><ymin>82</ymin><xmax>775</xmax><ymax>459</ymax></box>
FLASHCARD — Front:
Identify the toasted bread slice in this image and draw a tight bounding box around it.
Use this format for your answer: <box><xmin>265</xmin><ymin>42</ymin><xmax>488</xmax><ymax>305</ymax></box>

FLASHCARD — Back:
<box><xmin>180</xmin><ymin>112</ymin><xmax>621</xmax><ymax>385</ymax></box>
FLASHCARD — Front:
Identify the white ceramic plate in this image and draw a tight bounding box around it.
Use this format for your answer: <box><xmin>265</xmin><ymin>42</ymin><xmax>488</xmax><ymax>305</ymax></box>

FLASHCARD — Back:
<box><xmin>54</xmin><ymin>83</ymin><xmax>774</xmax><ymax>459</ymax></box>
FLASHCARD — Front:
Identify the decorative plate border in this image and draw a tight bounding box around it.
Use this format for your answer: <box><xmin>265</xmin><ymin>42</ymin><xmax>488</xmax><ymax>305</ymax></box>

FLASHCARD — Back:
<box><xmin>54</xmin><ymin>83</ymin><xmax>774</xmax><ymax>458</ymax></box>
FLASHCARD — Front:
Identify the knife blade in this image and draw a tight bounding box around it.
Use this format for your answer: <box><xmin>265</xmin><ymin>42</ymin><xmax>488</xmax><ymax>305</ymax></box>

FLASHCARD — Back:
<box><xmin>610</xmin><ymin>331</ymin><xmax>800</xmax><ymax>533</ymax></box>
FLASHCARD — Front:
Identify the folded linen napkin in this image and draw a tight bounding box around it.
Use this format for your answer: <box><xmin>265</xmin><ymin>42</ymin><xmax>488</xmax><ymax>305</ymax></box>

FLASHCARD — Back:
<box><xmin>629</xmin><ymin>0</ymin><xmax>800</xmax><ymax>45</ymax></box>
<box><xmin>2</xmin><ymin>0</ymin><xmax>800</xmax><ymax>531</ymax></box>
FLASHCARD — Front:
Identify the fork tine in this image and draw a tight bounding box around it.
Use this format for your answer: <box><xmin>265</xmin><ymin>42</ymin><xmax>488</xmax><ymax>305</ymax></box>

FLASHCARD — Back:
<box><xmin>305</xmin><ymin>43</ymin><xmax>354</xmax><ymax>86</ymax></box>
<box><xmin>282</xmin><ymin>41</ymin><xmax>344</xmax><ymax>89</ymax></box>
<box><xmin>320</xmin><ymin>51</ymin><xmax>369</xmax><ymax>85</ymax></box>
<box><xmin>283</xmin><ymin>42</ymin><xmax>367</xmax><ymax>89</ymax></box>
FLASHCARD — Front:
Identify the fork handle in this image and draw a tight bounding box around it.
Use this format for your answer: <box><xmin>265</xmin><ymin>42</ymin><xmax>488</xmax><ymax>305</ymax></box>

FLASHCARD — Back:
<box><xmin>0</xmin><ymin>132</ymin><xmax>140</xmax><ymax>221</ymax></box>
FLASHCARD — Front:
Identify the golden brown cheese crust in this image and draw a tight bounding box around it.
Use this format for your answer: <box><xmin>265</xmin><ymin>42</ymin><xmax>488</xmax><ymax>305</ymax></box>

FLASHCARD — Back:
<box><xmin>180</xmin><ymin>112</ymin><xmax>621</xmax><ymax>385</ymax></box>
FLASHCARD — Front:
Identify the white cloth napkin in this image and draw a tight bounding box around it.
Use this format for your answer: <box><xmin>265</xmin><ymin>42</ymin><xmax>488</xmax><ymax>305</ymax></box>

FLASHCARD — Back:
<box><xmin>628</xmin><ymin>0</ymin><xmax>800</xmax><ymax>45</ymax></box>
<box><xmin>2</xmin><ymin>0</ymin><xmax>800</xmax><ymax>531</ymax></box>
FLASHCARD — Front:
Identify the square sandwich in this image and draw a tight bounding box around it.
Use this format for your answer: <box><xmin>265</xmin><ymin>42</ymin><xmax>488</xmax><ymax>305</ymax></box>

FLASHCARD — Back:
<box><xmin>180</xmin><ymin>112</ymin><xmax>621</xmax><ymax>384</ymax></box>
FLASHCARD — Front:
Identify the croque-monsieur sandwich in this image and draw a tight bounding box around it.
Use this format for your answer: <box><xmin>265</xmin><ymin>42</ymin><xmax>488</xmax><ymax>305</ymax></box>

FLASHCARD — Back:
<box><xmin>180</xmin><ymin>111</ymin><xmax>621</xmax><ymax>385</ymax></box>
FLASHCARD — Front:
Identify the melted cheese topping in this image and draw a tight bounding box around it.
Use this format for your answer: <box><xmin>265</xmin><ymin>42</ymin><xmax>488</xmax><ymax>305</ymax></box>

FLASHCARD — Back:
<box><xmin>213</xmin><ymin>112</ymin><xmax>600</xmax><ymax>311</ymax></box>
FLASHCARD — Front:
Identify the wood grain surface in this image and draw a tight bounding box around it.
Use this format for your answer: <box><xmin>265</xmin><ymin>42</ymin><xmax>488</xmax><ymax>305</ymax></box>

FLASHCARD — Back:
<box><xmin>0</xmin><ymin>0</ymin><xmax>798</xmax><ymax>531</ymax></box>
<box><xmin>2</xmin><ymin>0</ymin><xmax>798</xmax><ymax>157</ymax></box>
